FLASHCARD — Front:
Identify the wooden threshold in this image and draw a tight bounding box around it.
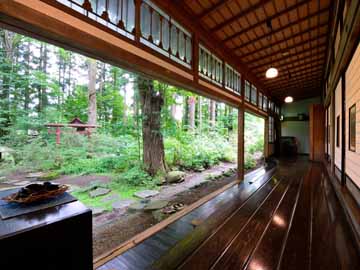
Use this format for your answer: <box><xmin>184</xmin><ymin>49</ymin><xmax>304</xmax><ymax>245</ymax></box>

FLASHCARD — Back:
<box><xmin>93</xmin><ymin>178</ymin><xmax>241</xmax><ymax>269</ymax></box>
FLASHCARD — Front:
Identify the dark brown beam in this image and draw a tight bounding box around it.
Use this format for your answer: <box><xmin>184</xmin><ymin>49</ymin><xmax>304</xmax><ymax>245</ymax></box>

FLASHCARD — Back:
<box><xmin>240</xmin><ymin>31</ymin><xmax>328</xmax><ymax>62</ymax></box>
<box><xmin>263</xmin><ymin>68</ymin><xmax>323</xmax><ymax>86</ymax></box>
<box><xmin>217</xmin><ymin>0</ymin><xmax>311</xmax><ymax>41</ymax></box>
<box><xmin>199</xmin><ymin>0</ymin><xmax>272</xmax><ymax>20</ymax></box>
<box><xmin>268</xmin><ymin>73</ymin><xmax>322</xmax><ymax>88</ymax></box>
<box><xmin>254</xmin><ymin>54</ymin><xmax>325</xmax><ymax>73</ymax></box>
<box><xmin>233</xmin><ymin>8</ymin><xmax>328</xmax><ymax>52</ymax></box>
<box><xmin>259</xmin><ymin>61</ymin><xmax>324</xmax><ymax>80</ymax></box>
<box><xmin>250</xmin><ymin>45</ymin><xmax>327</xmax><ymax>70</ymax></box>
<box><xmin>269</xmin><ymin>79</ymin><xmax>322</xmax><ymax>93</ymax></box>
<box><xmin>266</xmin><ymin>77</ymin><xmax>323</xmax><ymax>93</ymax></box>
<box><xmin>257</xmin><ymin>60</ymin><xmax>325</xmax><ymax>81</ymax></box>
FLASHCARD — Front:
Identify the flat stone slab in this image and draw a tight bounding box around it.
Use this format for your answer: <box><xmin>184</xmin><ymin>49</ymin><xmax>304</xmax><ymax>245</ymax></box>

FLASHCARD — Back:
<box><xmin>134</xmin><ymin>190</ymin><xmax>159</xmax><ymax>199</ymax></box>
<box><xmin>89</xmin><ymin>187</ymin><xmax>111</xmax><ymax>198</ymax></box>
<box><xmin>128</xmin><ymin>202</ymin><xmax>147</xmax><ymax>212</ymax></box>
<box><xmin>90</xmin><ymin>207</ymin><xmax>106</xmax><ymax>217</ymax></box>
<box><xmin>144</xmin><ymin>200</ymin><xmax>169</xmax><ymax>211</ymax></box>
<box><xmin>3</xmin><ymin>179</ymin><xmax>18</xmax><ymax>184</ymax></box>
<box><xmin>13</xmin><ymin>181</ymin><xmax>31</xmax><ymax>186</ymax></box>
<box><xmin>26</xmin><ymin>172</ymin><xmax>45</xmax><ymax>179</ymax></box>
<box><xmin>112</xmin><ymin>199</ymin><xmax>135</xmax><ymax>210</ymax></box>
<box><xmin>101</xmin><ymin>193</ymin><xmax>121</xmax><ymax>202</ymax></box>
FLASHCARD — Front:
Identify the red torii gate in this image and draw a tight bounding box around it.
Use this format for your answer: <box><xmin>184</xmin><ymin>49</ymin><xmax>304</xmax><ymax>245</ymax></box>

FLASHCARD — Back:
<box><xmin>45</xmin><ymin>118</ymin><xmax>99</xmax><ymax>145</ymax></box>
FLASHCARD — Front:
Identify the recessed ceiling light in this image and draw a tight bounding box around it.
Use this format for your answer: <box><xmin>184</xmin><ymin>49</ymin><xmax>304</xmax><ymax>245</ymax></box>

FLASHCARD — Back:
<box><xmin>285</xmin><ymin>96</ymin><xmax>294</xmax><ymax>103</ymax></box>
<box><xmin>266</xmin><ymin>67</ymin><xmax>278</xmax><ymax>78</ymax></box>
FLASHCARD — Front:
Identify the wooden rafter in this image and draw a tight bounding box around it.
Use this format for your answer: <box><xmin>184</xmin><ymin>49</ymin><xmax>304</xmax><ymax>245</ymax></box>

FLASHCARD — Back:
<box><xmin>217</xmin><ymin>0</ymin><xmax>311</xmax><ymax>41</ymax></box>
<box><xmin>265</xmin><ymin>72</ymin><xmax>323</xmax><ymax>89</ymax></box>
<box><xmin>269</xmin><ymin>78</ymin><xmax>322</xmax><ymax>92</ymax></box>
<box><xmin>199</xmin><ymin>0</ymin><xmax>272</xmax><ymax>20</ymax></box>
<box><xmin>240</xmin><ymin>32</ymin><xmax>328</xmax><ymax>61</ymax></box>
<box><xmin>263</xmin><ymin>68</ymin><xmax>323</xmax><ymax>85</ymax></box>
<box><xmin>232</xmin><ymin>8</ymin><xmax>328</xmax><ymax>52</ymax></box>
<box><xmin>257</xmin><ymin>59</ymin><xmax>324</xmax><ymax>78</ymax></box>
<box><xmin>249</xmin><ymin>45</ymin><xmax>327</xmax><ymax>70</ymax></box>
<box><xmin>253</xmin><ymin>54</ymin><xmax>325</xmax><ymax>73</ymax></box>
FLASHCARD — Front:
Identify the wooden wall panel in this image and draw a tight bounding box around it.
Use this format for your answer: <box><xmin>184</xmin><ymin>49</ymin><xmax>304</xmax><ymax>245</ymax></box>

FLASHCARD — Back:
<box><xmin>335</xmin><ymin>79</ymin><xmax>342</xmax><ymax>169</ymax></box>
<box><xmin>345</xmin><ymin>42</ymin><xmax>360</xmax><ymax>189</ymax></box>
<box><xmin>309</xmin><ymin>104</ymin><xmax>325</xmax><ymax>161</ymax></box>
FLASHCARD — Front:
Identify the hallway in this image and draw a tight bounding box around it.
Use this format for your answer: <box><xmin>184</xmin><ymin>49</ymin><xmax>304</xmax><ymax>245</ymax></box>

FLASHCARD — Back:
<box><xmin>96</xmin><ymin>158</ymin><xmax>360</xmax><ymax>269</ymax></box>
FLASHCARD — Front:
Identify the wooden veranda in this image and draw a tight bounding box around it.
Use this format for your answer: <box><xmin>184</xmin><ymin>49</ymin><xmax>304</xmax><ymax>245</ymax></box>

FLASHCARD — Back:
<box><xmin>1</xmin><ymin>0</ymin><xmax>360</xmax><ymax>269</ymax></box>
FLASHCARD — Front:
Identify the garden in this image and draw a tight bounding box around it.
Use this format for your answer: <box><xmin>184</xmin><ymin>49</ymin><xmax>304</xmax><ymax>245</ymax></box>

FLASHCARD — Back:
<box><xmin>0</xmin><ymin>29</ymin><xmax>265</xmax><ymax>256</ymax></box>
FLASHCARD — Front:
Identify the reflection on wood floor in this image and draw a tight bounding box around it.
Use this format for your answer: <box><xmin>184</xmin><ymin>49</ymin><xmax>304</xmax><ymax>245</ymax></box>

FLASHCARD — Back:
<box><xmin>97</xmin><ymin>157</ymin><xmax>360</xmax><ymax>270</ymax></box>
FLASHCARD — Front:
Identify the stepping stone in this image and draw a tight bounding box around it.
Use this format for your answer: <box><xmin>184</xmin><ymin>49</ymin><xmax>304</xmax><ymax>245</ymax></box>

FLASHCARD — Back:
<box><xmin>144</xmin><ymin>200</ymin><xmax>169</xmax><ymax>211</ymax></box>
<box><xmin>128</xmin><ymin>202</ymin><xmax>147</xmax><ymax>212</ymax></box>
<box><xmin>101</xmin><ymin>193</ymin><xmax>121</xmax><ymax>202</ymax></box>
<box><xmin>26</xmin><ymin>172</ymin><xmax>45</xmax><ymax>179</ymax></box>
<box><xmin>112</xmin><ymin>199</ymin><xmax>135</xmax><ymax>210</ymax></box>
<box><xmin>134</xmin><ymin>190</ymin><xmax>159</xmax><ymax>199</ymax></box>
<box><xmin>3</xmin><ymin>180</ymin><xmax>18</xmax><ymax>184</ymax></box>
<box><xmin>0</xmin><ymin>186</ymin><xmax>16</xmax><ymax>191</ymax></box>
<box><xmin>67</xmin><ymin>184</ymin><xmax>80</xmax><ymax>193</ymax></box>
<box><xmin>90</xmin><ymin>207</ymin><xmax>106</xmax><ymax>217</ymax></box>
<box><xmin>89</xmin><ymin>187</ymin><xmax>111</xmax><ymax>198</ymax></box>
<box><xmin>13</xmin><ymin>181</ymin><xmax>31</xmax><ymax>186</ymax></box>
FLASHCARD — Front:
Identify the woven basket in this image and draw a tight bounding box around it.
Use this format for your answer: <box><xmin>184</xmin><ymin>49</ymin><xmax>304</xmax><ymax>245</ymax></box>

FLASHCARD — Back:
<box><xmin>2</xmin><ymin>185</ymin><xmax>69</xmax><ymax>204</ymax></box>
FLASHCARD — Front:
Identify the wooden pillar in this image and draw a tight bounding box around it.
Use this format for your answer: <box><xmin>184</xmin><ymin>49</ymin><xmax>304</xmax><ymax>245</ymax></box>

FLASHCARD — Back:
<box><xmin>135</xmin><ymin>0</ymin><xmax>141</xmax><ymax>43</ymax></box>
<box><xmin>341</xmin><ymin>73</ymin><xmax>346</xmax><ymax>185</ymax></box>
<box><xmin>264</xmin><ymin>117</ymin><xmax>269</xmax><ymax>158</ymax></box>
<box><xmin>330</xmin><ymin>91</ymin><xmax>336</xmax><ymax>173</ymax></box>
<box><xmin>193</xmin><ymin>33</ymin><xmax>199</xmax><ymax>82</ymax></box>
<box><xmin>237</xmin><ymin>77</ymin><xmax>245</xmax><ymax>181</ymax></box>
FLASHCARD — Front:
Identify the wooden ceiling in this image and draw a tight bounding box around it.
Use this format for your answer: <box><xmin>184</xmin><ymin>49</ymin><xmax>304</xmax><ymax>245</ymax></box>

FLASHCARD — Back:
<box><xmin>182</xmin><ymin>0</ymin><xmax>332</xmax><ymax>102</ymax></box>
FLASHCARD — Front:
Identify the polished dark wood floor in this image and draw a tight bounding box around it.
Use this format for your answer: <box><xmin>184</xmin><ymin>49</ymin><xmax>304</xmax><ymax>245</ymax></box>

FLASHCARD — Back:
<box><xmin>97</xmin><ymin>157</ymin><xmax>360</xmax><ymax>270</ymax></box>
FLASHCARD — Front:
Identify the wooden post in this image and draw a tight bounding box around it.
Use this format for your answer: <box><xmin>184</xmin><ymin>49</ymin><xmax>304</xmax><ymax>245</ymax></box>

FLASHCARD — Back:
<box><xmin>264</xmin><ymin>117</ymin><xmax>269</xmax><ymax>158</ymax></box>
<box><xmin>193</xmin><ymin>33</ymin><xmax>199</xmax><ymax>82</ymax></box>
<box><xmin>135</xmin><ymin>0</ymin><xmax>141</xmax><ymax>43</ymax></box>
<box><xmin>237</xmin><ymin>77</ymin><xmax>245</xmax><ymax>181</ymax></box>
<box><xmin>341</xmin><ymin>73</ymin><xmax>346</xmax><ymax>185</ymax></box>
<box><xmin>55</xmin><ymin>127</ymin><xmax>61</xmax><ymax>145</ymax></box>
<box><xmin>330</xmin><ymin>91</ymin><xmax>336</xmax><ymax>173</ymax></box>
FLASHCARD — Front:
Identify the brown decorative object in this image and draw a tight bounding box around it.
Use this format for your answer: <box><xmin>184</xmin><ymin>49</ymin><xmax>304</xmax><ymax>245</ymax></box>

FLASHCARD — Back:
<box><xmin>2</xmin><ymin>183</ymin><xmax>69</xmax><ymax>204</ymax></box>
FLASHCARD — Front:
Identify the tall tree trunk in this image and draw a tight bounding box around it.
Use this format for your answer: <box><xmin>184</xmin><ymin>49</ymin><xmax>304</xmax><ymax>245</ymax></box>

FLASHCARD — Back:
<box><xmin>198</xmin><ymin>96</ymin><xmax>202</xmax><ymax>131</ymax></box>
<box><xmin>88</xmin><ymin>58</ymin><xmax>97</xmax><ymax>126</ymax></box>
<box><xmin>188</xmin><ymin>96</ymin><xmax>196</xmax><ymax>130</ymax></box>
<box><xmin>210</xmin><ymin>100</ymin><xmax>216</xmax><ymax>127</ymax></box>
<box><xmin>138</xmin><ymin>76</ymin><xmax>167</xmax><ymax>176</ymax></box>
<box><xmin>24</xmin><ymin>40</ymin><xmax>31</xmax><ymax>111</ymax></box>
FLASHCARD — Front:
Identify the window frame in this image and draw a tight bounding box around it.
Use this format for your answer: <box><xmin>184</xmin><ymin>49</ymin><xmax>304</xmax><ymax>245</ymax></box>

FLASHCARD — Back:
<box><xmin>349</xmin><ymin>104</ymin><xmax>356</xmax><ymax>152</ymax></box>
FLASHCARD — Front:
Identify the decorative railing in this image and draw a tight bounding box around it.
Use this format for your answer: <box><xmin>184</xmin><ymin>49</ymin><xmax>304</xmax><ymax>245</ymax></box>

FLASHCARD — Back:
<box><xmin>56</xmin><ymin>0</ymin><xmax>135</xmax><ymax>39</ymax></box>
<box><xmin>199</xmin><ymin>45</ymin><xmax>223</xmax><ymax>87</ymax></box>
<box><xmin>225</xmin><ymin>63</ymin><xmax>241</xmax><ymax>95</ymax></box>
<box><xmin>52</xmin><ymin>0</ymin><xmax>275</xmax><ymax>110</ymax></box>
<box><xmin>140</xmin><ymin>0</ymin><xmax>192</xmax><ymax>69</ymax></box>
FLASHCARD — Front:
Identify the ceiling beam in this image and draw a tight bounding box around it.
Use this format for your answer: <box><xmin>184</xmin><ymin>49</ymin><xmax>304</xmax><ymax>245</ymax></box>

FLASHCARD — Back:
<box><xmin>258</xmin><ymin>60</ymin><xmax>324</xmax><ymax>80</ymax></box>
<box><xmin>249</xmin><ymin>45</ymin><xmax>327</xmax><ymax>70</ymax></box>
<box><xmin>215</xmin><ymin>0</ymin><xmax>311</xmax><ymax>40</ymax></box>
<box><xmin>269</xmin><ymin>78</ymin><xmax>322</xmax><ymax>92</ymax></box>
<box><xmin>240</xmin><ymin>32</ymin><xmax>328</xmax><ymax>61</ymax></box>
<box><xmin>265</xmin><ymin>74</ymin><xmax>323</xmax><ymax>91</ymax></box>
<box><xmin>263</xmin><ymin>68</ymin><xmax>323</xmax><ymax>86</ymax></box>
<box><xmin>232</xmin><ymin>8</ymin><xmax>328</xmax><ymax>51</ymax></box>
<box><xmin>199</xmin><ymin>0</ymin><xmax>272</xmax><ymax>20</ymax></box>
<box><xmin>253</xmin><ymin>54</ymin><xmax>325</xmax><ymax>73</ymax></box>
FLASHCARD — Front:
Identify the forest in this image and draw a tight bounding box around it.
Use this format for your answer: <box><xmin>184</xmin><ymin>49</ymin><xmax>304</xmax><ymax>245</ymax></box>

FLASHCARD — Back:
<box><xmin>0</xmin><ymin>29</ymin><xmax>264</xmax><ymax>208</ymax></box>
